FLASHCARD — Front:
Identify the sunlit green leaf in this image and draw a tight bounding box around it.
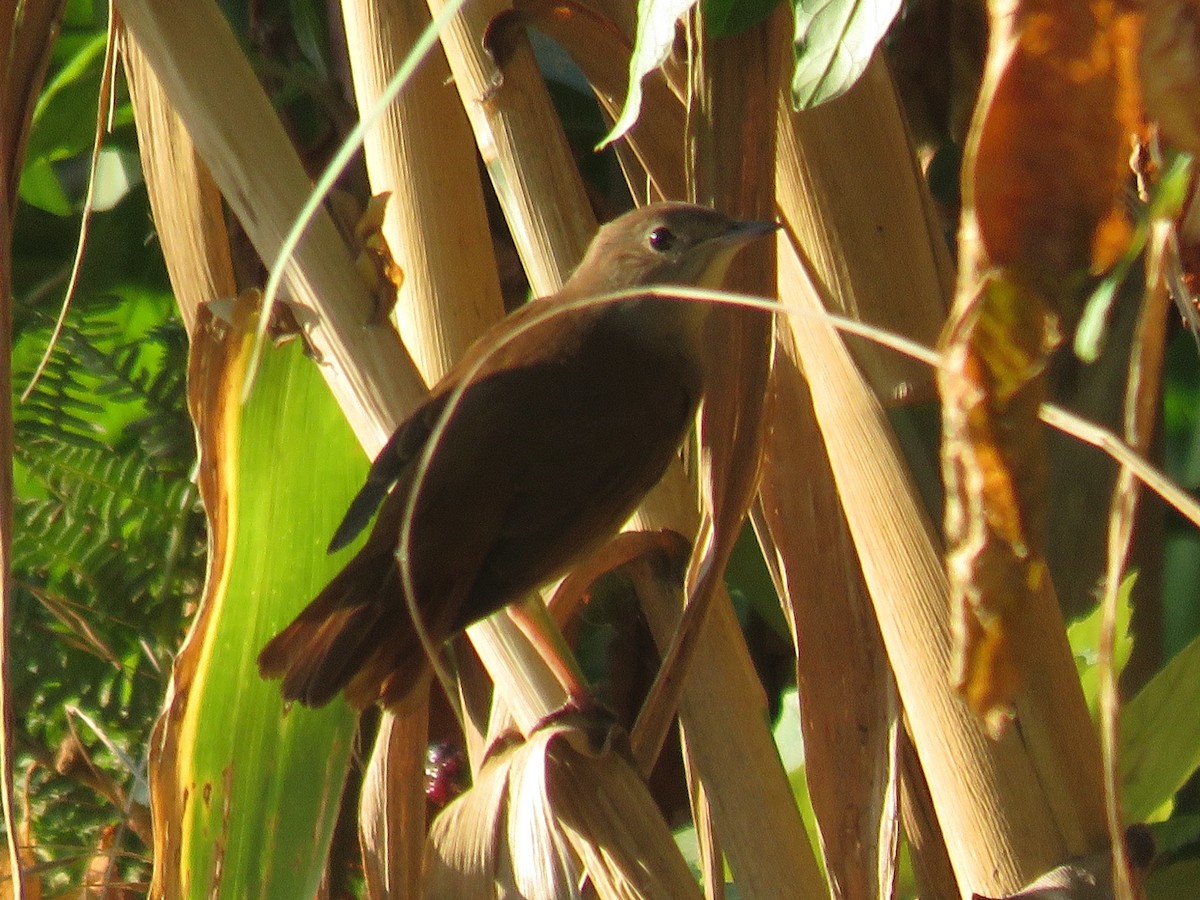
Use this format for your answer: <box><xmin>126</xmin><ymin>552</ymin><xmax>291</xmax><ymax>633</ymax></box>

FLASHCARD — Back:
<box><xmin>26</xmin><ymin>31</ymin><xmax>106</xmax><ymax>164</ymax></box>
<box><xmin>599</xmin><ymin>0</ymin><xmax>697</xmax><ymax>148</ymax></box>
<box><xmin>790</xmin><ymin>0</ymin><xmax>900</xmax><ymax>110</ymax></box>
<box><xmin>1066</xmin><ymin>574</ymin><xmax>1135</xmax><ymax>717</ymax></box>
<box><xmin>18</xmin><ymin>156</ymin><xmax>72</xmax><ymax>215</ymax></box>
<box><xmin>1075</xmin><ymin>154</ymin><xmax>1192</xmax><ymax>361</ymax></box>
<box><xmin>1121</xmin><ymin>634</ymin><xmax>1200</xmax><ymax>822</ymax></box>
<box><xmin>169</xmin><ymin>336</ymin><xmax>364</xmax><ymax>897</ymax></box>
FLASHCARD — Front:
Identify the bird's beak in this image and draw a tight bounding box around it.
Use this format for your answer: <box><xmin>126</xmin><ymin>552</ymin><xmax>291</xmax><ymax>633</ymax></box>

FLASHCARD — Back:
<box><xmin>691</xmin><ymin>218</ymin><xmax>781</xmax><ymax>289</ymax></box>
<box><xmin>720</xmin><ymin>218</ymin><xmax>781</xmax><ymax>246</ymax></box>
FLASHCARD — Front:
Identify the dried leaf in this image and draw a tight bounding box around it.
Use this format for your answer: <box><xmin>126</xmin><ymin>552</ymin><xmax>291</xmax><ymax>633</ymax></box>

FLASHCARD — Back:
<box><xmin>426</xmin><ymin>722</ymin><xmax>700</xmax><ymax>899</ymax></box>
<box><xmin>425</xmin><ymin>736</ymin><xmax>520</xmax><ymax>898</ymax></box>
<box><xmin>545</xmin><ymin>727</ymin><xmax>702</xmax><ymax>899</ymax></box>
<box><xmin>630</xmin><ymin>551</ymin><xmax>827</xmax><ymax>898</ymax></box>
<box><xmin>753</xmin><ymin>337</ymin><xmax>901</xmax><ymax>900</ymax></box>
<box><xmin>969</xmin><ymin>8</ymin><xmax>1139</xmax><ymax>281</ymax></box>
<box><xmin>940</xmin><ymin>0</ymin><xmax>1141</xmax><ymax>730</ymax></box>
<box><xmin>940</xmin><ymin>276</ymin><xmax>1055</xmax><ymax>734</ymax></box>
<box><xmin>359</xmin><ymin>704</ymin><xmax>429</xmax><ymax>900</ymax></box>
<box><xmin>352</xmin><ymin>192</ymin><xmax>405</xmax><ymax>323</ymax></box>
<box><xmin>1142</xmin><ymin>0</ymin><xmax>1200</xmax><ymax>155</ymax></box>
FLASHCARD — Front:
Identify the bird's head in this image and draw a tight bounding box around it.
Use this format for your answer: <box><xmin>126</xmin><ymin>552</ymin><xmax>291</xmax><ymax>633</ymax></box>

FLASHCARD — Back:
<box><xmin>565</xmin><ymin>203</ymin><xmax>779</xmax><ymax>297</ymax></box>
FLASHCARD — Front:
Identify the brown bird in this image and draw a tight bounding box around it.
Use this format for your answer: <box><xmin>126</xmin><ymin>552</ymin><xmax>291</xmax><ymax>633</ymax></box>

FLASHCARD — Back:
<box><xmin>257</xmin><ymin>202</ymin><xmax>777</xmax><ymax>708</ymax></box>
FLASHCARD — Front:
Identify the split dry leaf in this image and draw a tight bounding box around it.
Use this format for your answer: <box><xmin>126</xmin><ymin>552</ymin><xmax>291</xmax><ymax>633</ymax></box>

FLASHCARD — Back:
<box><xmin>119</xmin><ymin>30</ymin><xmax>237</xmax><ymax>338</ymax></box>
<box><xmin>628</xmin><ymin>535</ymin><xmax>827</xmax><ymax>899</ymax></box>
<box><xmin>118</xmin><ymin>0</ymin><xmax>427</xmax><ymax>450</ymax></box>
<box><xmin>428</xmin><ymin>0</ymin><xmax>597</xmax><ymax>297</ymax></box>
<box><xmin>359</xmin><ymin>701</ymin><xmax>429</xmax><ymax>900</ymax></box>
<box><xmin>625</xmin><ymin>11</ymin><xmax>784</xmax><ymax>846</ymax></box>
<box><xmin>940</xmin><ymin>0</ymin><xmax>1141</xmax><ymax>732</ymax></box>
<box><xmin>425</xmin><ymin>721</ymin><xmax>701</xmax><ymax>899</ymax></box>
<box><xmin>334</xmin><ymin>3</ymin><xmax>512</xmax><ymax>888</ymax></box>
<box><xmin>769</xmin><ymin>52</ymin><xmax>949</xmax><ymax>895</ymax></box>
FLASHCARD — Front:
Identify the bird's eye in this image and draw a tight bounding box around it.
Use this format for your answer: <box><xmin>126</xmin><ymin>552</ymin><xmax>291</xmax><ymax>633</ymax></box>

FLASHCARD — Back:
<box><xmin>648</xmin><ymin>226</ymin><xmax>676</xmax><ymax>252</ymax></box>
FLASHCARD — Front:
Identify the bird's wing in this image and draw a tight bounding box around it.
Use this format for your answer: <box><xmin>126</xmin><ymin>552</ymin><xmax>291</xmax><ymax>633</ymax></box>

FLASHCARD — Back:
<box><xmin>326</xmin><ymin>393</ymin><xmax>451</xmax><ymax>553</ymax></box>
<box><xmin>327</xmin><ymin>302</ymin><xmax>605</xmax><ymax>554</ymax></box>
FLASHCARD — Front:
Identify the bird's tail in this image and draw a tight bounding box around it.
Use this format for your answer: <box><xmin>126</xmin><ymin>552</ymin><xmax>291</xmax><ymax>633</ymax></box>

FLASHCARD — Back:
<box><xmin>257</xmin><ymin>544</ymin><xmax>428</xmax><ymax>708</ymax></box>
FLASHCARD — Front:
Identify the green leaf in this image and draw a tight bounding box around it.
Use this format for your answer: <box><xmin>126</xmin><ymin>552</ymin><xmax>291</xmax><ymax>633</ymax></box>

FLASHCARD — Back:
<box><xmin>1121</xmin><ymin>633</ymin><xmax>1200</xmax><ymax>822</ymax></box>
<box><xmin>1074</xmin><ymin>269</ymin><xmax>1128</xmax><ymax>364</ymax></box>
<box><xmin>288</xmin><ymin>0</ymin><xmax>331</xmax><ymax>76</ymax></box>
<box><xmin>1076</xmin><ymin>153</ymin><xmax>1193</xmax><ymax>361</ymax></box>
<box><xmin>599</xmin><ymin>0</ymin><xmax>698</xmax><ymax>149</ymax></box>
<box><xmin>1148</xmin><ymin>813</ymin><xmax>1200</xmax><ymax>858</ymax></box>
<box><xmin>1151</xmin><ymin>152</ymin><xmax>1196</xmax><ymax>220</ymax></box>
<box><xmin>63</xmin><ymin>0</ymin><xmax>100</xmax><ymax>27</ymax></box>
<box><xmin>1066</xmin><ymin>574</ymin><xmax>1135</xmax><ymax>717</ymax></box>
<box><xmin>26</xmin><ymin>31</ymin><xmax>106</xmax><ymax>164</ymax></box>
<box><xmin>18</xmin><ymin>156</ymin><xmax>72</xmax><ymax>215</ymax></box>
<box><xmin>21</xmin><ymin>27</ymin><xmax>139</xmax><ymax>215</ymax></box>
<box><xmin>1147</xmin><ymin>859</ymin><xmax>1200</xmax><ymax>900</ymax></box>
<box><xmin>167</xmin><ymin>336</ymin><xmax>365</xmax><ymax>898</ymax></box>
<box><xmin>703</xmin><ymin>0</ymin><xmax>782</xmax><ymax>37</ymax></box>
<box><xmin>790</xmin><ymin>0</ymin><xmax>900</xmax><ymax>110</ymax></box>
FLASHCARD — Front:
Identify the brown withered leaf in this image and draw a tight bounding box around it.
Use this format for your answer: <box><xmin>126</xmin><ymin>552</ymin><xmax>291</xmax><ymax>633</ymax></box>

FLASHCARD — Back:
<box><xmin>1142</xmin><ymin>0</ymin><xmax>1200</xmax><ymax>156</ymax></box>
<box><xmin>969</xmin><ymin>7</ymin><xmax>1139</xmax><ymax>281</ymax></box>
<box><xmin>1141</xmin><ymin>0</ymin><xmax>1200</xmax><ymax>281</ymax></box>
<box><xmin>941</xmin><ymin>0</ymin><xmax>1141</xmax><ymax>733</ymax></box>
<box><xmin>359</xmin><ymin>703</ymin><xmax>429</xmax><ymax>900</ymax></box>
<box><xmin>940</xmin><ymin>275</ymin><xmax>1056</xmax><ymax>734</ymax></box>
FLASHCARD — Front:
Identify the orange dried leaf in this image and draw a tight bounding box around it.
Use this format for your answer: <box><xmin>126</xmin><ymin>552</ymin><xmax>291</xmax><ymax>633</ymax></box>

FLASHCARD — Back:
<box><xmin>970</xmin><ymin>2</ymin><xmax>1138</xmax><ymax>308</ymax></box>
<box><xmin>941</xmin><ymin>0</ymin><xmax>1142</xmax><ymax>729</ymax></box>
<box><xmin>940</xmin><ymin>278</ymin><xmax>1052</xmax><ymax>734</ymax></box>
<box><xmin>347</xmin><ymin>192</ymin><xmax>404</xmax><ymax>322</ymax></box>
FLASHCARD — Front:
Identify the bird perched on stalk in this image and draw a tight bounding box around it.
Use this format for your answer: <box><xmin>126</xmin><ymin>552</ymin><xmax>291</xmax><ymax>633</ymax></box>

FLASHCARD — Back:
<box><xmin>258</xmin><ymin>202</ymin><xmax>778</xmax><ymax>709</ymax></box>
